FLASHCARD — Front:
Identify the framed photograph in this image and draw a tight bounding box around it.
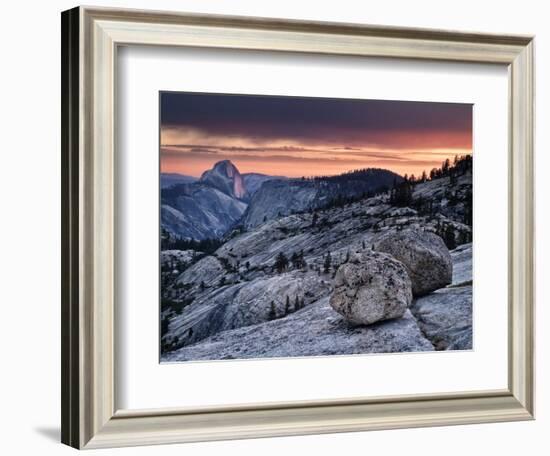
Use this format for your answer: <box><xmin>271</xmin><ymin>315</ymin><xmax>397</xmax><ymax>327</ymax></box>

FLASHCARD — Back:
<box><xmin>61</xmin><ymin>6</ymin><xmax>535</xmax><ymax>449</ymax></box>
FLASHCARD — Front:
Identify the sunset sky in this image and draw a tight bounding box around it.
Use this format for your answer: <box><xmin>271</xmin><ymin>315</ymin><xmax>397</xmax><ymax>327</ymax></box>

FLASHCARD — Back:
<box><xmin>160</xmin><ymin>92</ymin><xmax>472</xmax><ymax>178</ymax></box>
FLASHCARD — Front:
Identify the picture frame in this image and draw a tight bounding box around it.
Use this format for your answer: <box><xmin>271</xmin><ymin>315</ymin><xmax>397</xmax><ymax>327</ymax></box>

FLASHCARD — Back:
<box><xmin>61</xmin><ymin>6</ymin><xmax>535</xmax><ymax>449</ymax></box>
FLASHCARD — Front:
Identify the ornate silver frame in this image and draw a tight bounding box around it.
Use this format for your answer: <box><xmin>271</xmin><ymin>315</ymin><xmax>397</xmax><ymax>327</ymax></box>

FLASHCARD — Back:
<box><xmin>61</xmin><ymin>6</ymin><xmax>535</xmax><ymax>449</ymax></box>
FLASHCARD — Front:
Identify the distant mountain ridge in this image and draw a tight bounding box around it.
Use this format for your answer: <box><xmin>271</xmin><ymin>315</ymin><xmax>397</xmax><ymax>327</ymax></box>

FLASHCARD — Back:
<box><xmin>242</xmin><ymin>168</ymin><xmax>402</xmax><ymax>229</ymax></box>
<box><xmin>242</xmin><ymin>173</ymin><xmax>287</xmax><ymax>197</ymax></box>
<box><xmin>160</xmin><ymin>173</ymin><xmax>198</xmax><ymax>189</ymax></box>
<box><xmin>161</xmin><ymin>160</ymin><xmax>275</xmax><ymax>241</ymax></box>
<box><xmin>161</xmin><ymin>160</ymin><xmax>404</xmax><ymax>241</ymax></box>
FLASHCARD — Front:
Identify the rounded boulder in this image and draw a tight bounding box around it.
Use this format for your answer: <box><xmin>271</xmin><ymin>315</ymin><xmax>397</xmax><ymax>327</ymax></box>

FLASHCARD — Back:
<box><xmin>373</xmin><ymin>229</ymin><xmax>452</xmax><ymax>296</ymax></box>
<box><xmin>329</xmin><ymin>251</ymin><xmax>413</xmax><ymax>325</ymax></box>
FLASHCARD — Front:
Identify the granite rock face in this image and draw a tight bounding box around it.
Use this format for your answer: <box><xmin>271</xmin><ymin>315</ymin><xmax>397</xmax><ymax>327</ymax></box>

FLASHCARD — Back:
<box><xmin>175</xmin><ymin>255</ymin><xmax>225</xmax><ymax>290</ymax></box>
<box><xmin>373</xmin><ymin>229</ymin><xmax>452</xmax><ymax>296</ymax></box>
<box><xmin>161</xmin><ymin>186</ymin><xmax>247</xmax><ymax>241</ymax></box>
<box><xmin>165</xmin><ymin>269</ymin><xmax>332</xmax><ymax>349</ymax></box>
<box><xmin>329</xmin><ymin>251</ymin><xmax>413</xmax><ymax>325</ymax></box>
<box><xmin>163</xmin><ymin>298</ymin><xmax>434</xmax><ymax>362</ymax></box>
<box><xmin>200</xmin><ymin>159</ymin><xmax>247</xmax><ymax>199</ymax></box>
<box><xmin>161</xmin><ymin>249</ymin><xmax>198</xmax><ymax>268</ymax></box>
<box><xmin>450</xmin><ymin>243</ymin><xmax>473</xmax><ymax>285</ymax></box>
<box><xmin>410</xmin><ymin>285</ymin><xmax>472</xmax><ymax>350</ymax></box>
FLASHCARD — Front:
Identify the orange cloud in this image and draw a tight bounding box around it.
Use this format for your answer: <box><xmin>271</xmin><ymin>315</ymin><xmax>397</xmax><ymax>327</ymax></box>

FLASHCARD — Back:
<box><xmin>161</xmin><ymin>124</ymin><xmax>472</xmax><ymax>178</ymax></box>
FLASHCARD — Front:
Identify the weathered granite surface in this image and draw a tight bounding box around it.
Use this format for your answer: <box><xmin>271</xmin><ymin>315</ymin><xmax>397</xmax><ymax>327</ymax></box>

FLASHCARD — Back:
<box><xmin>162</xmin><ymin>298</ymin><xmax>434</xmax><ymax>362</ymax></box>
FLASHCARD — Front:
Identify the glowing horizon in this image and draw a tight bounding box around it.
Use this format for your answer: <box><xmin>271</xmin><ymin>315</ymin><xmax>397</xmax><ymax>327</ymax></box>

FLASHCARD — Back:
<box><xmin>160</xmin><ymin>92</ymin><xmax>472</xmax><ymax>179</ymax></box>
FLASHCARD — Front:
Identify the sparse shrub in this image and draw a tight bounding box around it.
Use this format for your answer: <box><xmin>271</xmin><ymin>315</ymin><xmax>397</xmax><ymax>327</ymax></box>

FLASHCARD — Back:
<box><xmin>311</xmin><ymin>212</ymin><xmax>318</xmax><ymax>226</ymax></box>
<box><xmin>162</xmin><ymin>297</ymin><xmax>194</xmax><ymax>315</ymax></box>
<box><xmin>219</xmin><ymin>256</ymin><xmax>236</xmax><ymax>273</ymax></box>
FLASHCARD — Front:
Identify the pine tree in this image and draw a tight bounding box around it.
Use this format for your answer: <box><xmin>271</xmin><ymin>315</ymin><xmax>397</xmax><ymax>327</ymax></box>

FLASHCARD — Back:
<box><xmin>274</xmin><ymin>252</ymin><xmax>288</xmax><ymax>273</ymax></box>
<box><xmin>389</xmin><ymin>178</ymin><xmax>398</xmax><ymax>204</ymax></box>
<box><xmin>161</xmin><ymin>317</ymin><xmax>169</xmax><ymax>335</ymax></box>
<box><xmin>421</xmin><ymin>170</ymin><xmax>427</xmax><ymax>182</ymax></box>
<box><xmin>463</xmin><ymin>189</ymin><xmax>473</xmax><ymax>226</ymax></box>
<box><xmin>291</xmin><ymin>252</ymin><xmax>299</xmax><ymax>269</ymax></box>
<box><xmin>268</xmin><ymin>301</ymin><xmax>277</xmax><ymax>320</ymax></box>
<box><xmin>294</xmin><ymin>295</ymin><xmax>300</xmax><ymax>311</ymax></box>
<box><xmin>442</xmin><ymin>158</ymin><xmax>451</xmax><ymax>175</ymax></box>
<box><xmin>449</xmin><ymin>169</ymin><xmax>457</xmax><ymax>185</ymax></box>
<box><xmin>323</xmin><ymin>252</ymin><xmax>332</xmax><ymax>274</ymax></box>
<box><xmin>285</xmin><ymin>296</ymin><xmax>290</xmax><ymax>315</ymax></box>
<box><xmin>392</xmin><ymin>180</ymin><xmax>413</xmax><ymax>207</ymax></box>
<box><xmin>444</xmin><ymin>225</ymin><xmax>456</xmax><ymax>250</ymax></box>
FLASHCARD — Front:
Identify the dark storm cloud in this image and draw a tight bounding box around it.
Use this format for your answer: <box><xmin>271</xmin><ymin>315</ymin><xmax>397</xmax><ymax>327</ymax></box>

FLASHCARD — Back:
<box><xmin>160</xmin><ymin>91</ymin><xmax>472</xmax><ymax>142</ymax></box>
